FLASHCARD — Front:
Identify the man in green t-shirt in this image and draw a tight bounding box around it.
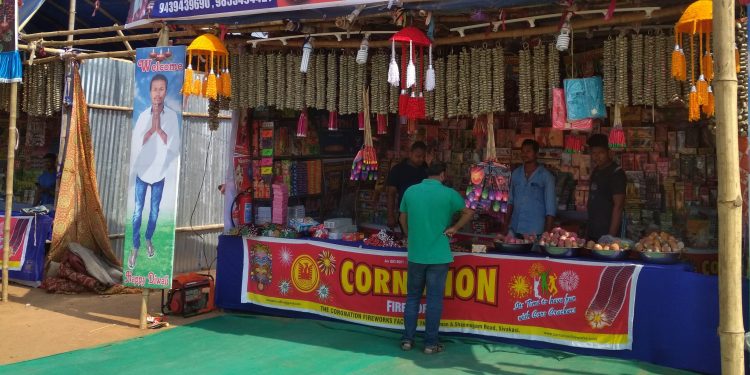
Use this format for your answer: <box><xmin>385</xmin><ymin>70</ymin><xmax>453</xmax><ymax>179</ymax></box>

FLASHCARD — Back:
<box><xmin>398</xmin><ymin>161</ymin><xmax>474</xmax><ymax>354</ymax></box>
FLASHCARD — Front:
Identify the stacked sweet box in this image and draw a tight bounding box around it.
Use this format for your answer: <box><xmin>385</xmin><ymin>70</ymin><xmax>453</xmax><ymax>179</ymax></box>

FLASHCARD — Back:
<box><xmin>272</xmin><ymin>183</ymin><xmax>289</xmax><ymax>225</ymax></box>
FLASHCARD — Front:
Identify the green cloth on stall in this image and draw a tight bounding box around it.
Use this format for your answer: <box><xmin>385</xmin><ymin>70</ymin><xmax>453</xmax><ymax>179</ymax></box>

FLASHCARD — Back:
<box><xmin>0</xmin><ymin>314</ymin><xmax>693</xmax><ymax>375</ymax></box>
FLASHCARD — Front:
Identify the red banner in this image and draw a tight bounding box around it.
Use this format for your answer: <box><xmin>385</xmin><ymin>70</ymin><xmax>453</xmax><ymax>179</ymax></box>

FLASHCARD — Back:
<box><xmin>0</xmin><ymin>216</ymin><xmax>34</xmax><ymax>271</ymax></box>
<box><xmin>242</xmin><ymin>237</ymin><xmax>642</xmax><ymax>350</ymax></box>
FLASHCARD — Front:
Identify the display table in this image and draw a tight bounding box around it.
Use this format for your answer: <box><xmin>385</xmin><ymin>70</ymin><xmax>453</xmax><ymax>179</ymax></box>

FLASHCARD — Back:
<box><xmin>215</xmin><ymin>234</ymin><xmax>747</xmax><ymax>375</ymax></box>
<box><xmin>0</xmin><ymin>211</ymin><xmax>53</xmax><ymax>287</ymax></box>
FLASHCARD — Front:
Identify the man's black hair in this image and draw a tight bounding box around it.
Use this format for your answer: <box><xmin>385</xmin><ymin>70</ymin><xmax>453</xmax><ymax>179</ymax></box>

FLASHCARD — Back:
<box><xmin>426</xmin><ymin>161</ymin><xmax>447</xmax><ymax>177</ymax></box>
<box><xmin>411</xmin><ymin>141</ymin><xmax>427</xmax><ymax>152</ymax></box>
<box><xmin>151</xmin><ymin>74</ymin><xmax>168</xmax><ymax>91</ymax></box>
<box><xmin>587</xmin><ymin>134</ymin><xmax>610</xmax><ymax>150</ymax></box>
<box><xmin>521</xmin><ymin>139</ymin><xmax>540</xmax><ymax>153</ymax></box>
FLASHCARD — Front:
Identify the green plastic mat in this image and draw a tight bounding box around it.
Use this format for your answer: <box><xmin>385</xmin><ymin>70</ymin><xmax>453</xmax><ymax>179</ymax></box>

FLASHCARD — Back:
<box><xmin>0</xmin><ymin>314</ymin><xmax>693</xmax><ymax>375</ymax></box>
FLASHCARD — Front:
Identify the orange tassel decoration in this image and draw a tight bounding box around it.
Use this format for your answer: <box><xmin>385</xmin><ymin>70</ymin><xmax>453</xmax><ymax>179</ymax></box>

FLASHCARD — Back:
<box><xmin>222</xmin><ymin>68</ymin><xmax>232</xmax><ymax>97</ymax></box>
<box><xmin>696</xmin><ymin>75</ymin><xmax>709</xmax><ymax>105</ymax></box>
<box><xmin>182</xmin><ymin>65</ymin><xmax>194</xmax><ymax>96</ymax></box>
<box><xmin>192</xmin><ymin>75</ymin><xmax>202</xmax><ymax>96</ymax></box>
<box><xmin>688</xmin><ymin>86</ymin><xmax>700</xmax><ymax>122</ymax></box>
<box><xmin>672</xmin><ymin>45</ymin><xmax>687</xmax><ymax>81</ymax></box>
<box><xmin>703</xmin><ymin>86</ymin><xmax>715</xmax><ymax>117</ymax></box>
<box><xmin>205</xmin><ymin>51</ymin><xmax>218</xmax><ymax>99</ymax></box>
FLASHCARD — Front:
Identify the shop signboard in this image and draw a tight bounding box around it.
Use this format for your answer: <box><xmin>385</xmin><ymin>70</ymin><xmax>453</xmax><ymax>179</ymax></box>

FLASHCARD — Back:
<box><xmin>123</xmin><ymin>46</ymin><xmax>185</xmax><ymax>289</ymax></box>
<box><xmin>127</xmin><ymin>0</ymin><xmax>385</xmax><ymax>27</ymax></box>
<box><xmin>242</xmin><ymin>237</ymin><xmax>642</xmax><ymax>350</ymax></box>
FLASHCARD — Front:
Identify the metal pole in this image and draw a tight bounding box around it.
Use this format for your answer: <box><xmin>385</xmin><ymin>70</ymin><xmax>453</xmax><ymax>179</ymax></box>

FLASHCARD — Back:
<box><xmin>2</xmin><ymin>83</ymin><xmax>19</xmax><ymax>302</ymax></box>
<box><xmin>713</xmin><ymin>0</ymin><xmax>745</xmax><ymax>373</ymax></box>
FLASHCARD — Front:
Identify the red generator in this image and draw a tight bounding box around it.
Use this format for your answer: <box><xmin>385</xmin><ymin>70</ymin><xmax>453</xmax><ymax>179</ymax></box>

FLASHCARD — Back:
<box><xmin>161</xmin><ymin>273</ymin><xmax>216</xmax><ymax>317</ymax></box>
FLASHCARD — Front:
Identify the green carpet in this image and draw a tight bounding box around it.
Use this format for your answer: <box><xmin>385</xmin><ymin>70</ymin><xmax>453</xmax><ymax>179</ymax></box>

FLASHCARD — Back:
<box><xmin>0</xmin><ymin>314</ymin><xmax>693</xmax><ymax>375</ymax></box>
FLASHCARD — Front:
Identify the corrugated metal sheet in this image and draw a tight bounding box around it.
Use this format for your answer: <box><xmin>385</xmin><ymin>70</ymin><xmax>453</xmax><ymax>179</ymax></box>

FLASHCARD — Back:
<box><xmin>80</xmin><ymin>58</ymin><xmax>229</xmax><ymax>273</ymax></box>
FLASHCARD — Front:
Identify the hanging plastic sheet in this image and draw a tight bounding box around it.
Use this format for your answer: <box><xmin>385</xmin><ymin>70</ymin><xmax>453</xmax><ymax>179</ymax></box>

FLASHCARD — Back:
<box><xmin>564</xmin><ymin>77</ymin><xmax>606</xmax><ymax>120</ymax></box>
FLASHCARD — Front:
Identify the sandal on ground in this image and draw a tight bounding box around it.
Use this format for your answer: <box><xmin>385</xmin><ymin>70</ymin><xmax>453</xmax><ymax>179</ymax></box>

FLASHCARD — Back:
<box><xmin>400</xmin><ymin>339</ymin><xmax>414</xmax><ymax>351</ymax></box>
<box><xmin>423</xmin><ymin>344</ymin><xmax>445</xmax><ymax>354</ymax></box>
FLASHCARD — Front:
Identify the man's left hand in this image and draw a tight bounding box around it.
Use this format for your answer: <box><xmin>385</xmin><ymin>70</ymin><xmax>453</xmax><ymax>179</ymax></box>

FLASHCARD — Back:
<box><xmin>444</xmin><ymin>226</ymin><xmax>458</xmax><ymax>237</ymax></box>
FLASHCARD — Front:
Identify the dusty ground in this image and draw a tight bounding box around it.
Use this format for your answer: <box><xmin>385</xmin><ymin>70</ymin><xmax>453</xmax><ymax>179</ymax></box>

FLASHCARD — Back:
<box><xmin>0</xmin><ymin>282</ymin><xmax>221</xmax><ymax>365</ymax></box>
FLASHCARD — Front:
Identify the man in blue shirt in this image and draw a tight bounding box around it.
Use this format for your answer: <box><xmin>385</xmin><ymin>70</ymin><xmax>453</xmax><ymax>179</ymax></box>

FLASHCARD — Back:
<box><xmin>504</xmin><ymin>140</ymin><xmax>556</xmax><ymax>236</ymax></box>
<box><xmin>34</xmin><ymin>153</ymin><xmax>57</xmax><ymax>206</ymax></box>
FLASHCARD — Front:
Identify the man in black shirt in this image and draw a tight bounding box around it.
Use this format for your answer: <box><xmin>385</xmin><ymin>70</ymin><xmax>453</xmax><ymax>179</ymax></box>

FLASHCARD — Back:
<box><xmin>586</xmin><ymin>134</ymin><xmax>626</xmax><ymax>241</ymax></box>
<box><xmin>387</xmin><ymin>142</ymin><xmax>428</xmax><ymax>229</ymax></box>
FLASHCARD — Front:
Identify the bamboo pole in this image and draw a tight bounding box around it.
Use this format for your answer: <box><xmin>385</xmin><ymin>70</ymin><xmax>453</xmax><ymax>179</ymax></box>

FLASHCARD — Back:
<box><xmin>139</xmin><ymin>289</ymin><xmax>150</xmax><ymax>329</ymax></box>
<box><xmin>67</xmin><ymin>0</ymin><xmax>76</xmax><ymax>44</ymax></box>
<box><xmin>20</xmin><ymin>23</ymin><xmax>157</xmax><ymax>40</ymax></box>
<box><xmin>2</xmin><ymin>83</ymin><xmax>19</xmax><ymax>303</ymax></box>
<box><xmin>713</xmin><ymin>0</ymin><xmax>745</xmax><ymax>374</ymax></box>
<box><xmin>38</xmin><ymin>30</ymin><xmax>194</xmax><ymax>48</ymax></box>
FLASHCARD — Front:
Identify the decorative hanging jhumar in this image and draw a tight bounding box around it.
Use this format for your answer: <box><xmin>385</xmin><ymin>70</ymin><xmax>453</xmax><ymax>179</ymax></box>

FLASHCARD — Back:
<box><xmin>351</xmin><ymin>89</ymin><xmax>378</xmax><ymax>181</ymax></box>
<box><xmin>671</xmin><ymin>0</ymin><xmax>714</xmax><ymax>122</ymax></box>
<box><xmin>388</xmin><ymin>26</ymin><xmax>431</xmax><ymax>120</ymax></box>
<box><xmin>183</xmin><ymin>33</ymin><xmax>231</xmax><ymax>100</ymax></box>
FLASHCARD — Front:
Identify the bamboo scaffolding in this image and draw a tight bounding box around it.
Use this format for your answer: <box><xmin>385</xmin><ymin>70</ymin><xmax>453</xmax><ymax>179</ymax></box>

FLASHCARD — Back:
<box><xmin>37</xmin><ymin>30</ymin><xmax>194</xmax><ymax>48</ymax></box>
<box><xmin>1</xmin><ymin>83</ymin><xmax>18</xmax><ymax>303</ymax></box>
<box><xmin>265</xmin><ymin>5</ymin><xmax>685</xmax><ymax>49</ymax></box>
<box><xmin>713</xmin><ymin>1</ymin><xmax>745</xmax><ymax>373</ymax></box>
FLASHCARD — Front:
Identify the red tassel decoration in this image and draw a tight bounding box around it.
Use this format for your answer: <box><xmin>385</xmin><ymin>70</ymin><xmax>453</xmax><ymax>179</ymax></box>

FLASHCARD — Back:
<box><xmin>296</xmin><ymin>109</ymin><xmax>308</xmax><ymax>137</ymax></box>
<box><xmin>407</xmin><ymin>118</ymin><xmax>417</xmax><ymax>135</ymax></box>
<box><xmin>377</xmin><ymin>114</ymin><xmax>388</xmax><ymax>135</ymax></box>
<box><xmin>328</xmin><ymin>111</ymin><xmax>339</xmax><ymax>131</ymax></box>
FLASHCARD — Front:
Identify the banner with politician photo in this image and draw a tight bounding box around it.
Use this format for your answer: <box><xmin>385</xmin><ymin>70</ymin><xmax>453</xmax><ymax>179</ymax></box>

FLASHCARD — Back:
<box><xmin>123</xmin><ymin>46</ymin><xmax>185</xmax><ymax>289</ymax></box>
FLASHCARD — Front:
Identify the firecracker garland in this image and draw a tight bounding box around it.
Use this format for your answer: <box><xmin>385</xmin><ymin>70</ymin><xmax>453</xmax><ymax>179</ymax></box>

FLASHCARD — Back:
<box><xmin>338</xmin><ymin>55</ymin><xmax>349</xmax><ymax>115</ymax></box>
<box><xmin>547</xmin><ymin>43</ymin><xmax>559</xmax><ymax>110</ymax></box>
<box><xmin>326</xmin><ymin>52</ymin><xmax>338</xmax><ymax>113</ymax></box>
<box><xmin>481</xmin><ymin>47</ymin><xmax>493</xmax><ymax>115</ymax></box>
<box><xmin>45</xmin><ymin>63</ymin><xmax>55</xmax><ymax>116</ymax></box>
<box><xmin>458</xmin><ymin>48</ymin><xmax>471</xmax><ymax>117</ymax></box>
<box><xmin>631</xmin><ymin>34</ymin><xmax>644</xmax><ymax>106</ymax></box>
<box><xmin>286</xmin><ymin>53</ymin><xmax>296</xmax><ymax>110</ymax></box>
<box><xmin>615</xmin><ymin>34</ymin><xmax>629</xmax><ymax>106</ymax></box>
<box><xmin>241</xmin><ymin>52</ymin><xmax>251</xmax><ymax>109</ymax></box>
<box><xmin>446</xmin><ymin>52</ymin><xmax>458</xmax><ymax>118</ymax></box>
<box><xmin>434</xmin><ymin>56</ymin><xmax>447</xmax><ymax>120</ymax></box>
<box><xmin>492</xmin><ymin>45</ymin><xmax>506</xmax><ymax>113</ymax></box>
<box><xmin>602</xmin><ymin>38</ymin><xmax>616</xmax><ymax>107</ymax></box>
<box><xmin>293</xmin><ymin>54</ymin><xmax>304</xmax><ymax>110</ymax></box>
<box><xmin>648</xmin><ymin>35</ymin><xmax>678</xmax><ymax>107</ymax></box>
<box><xmin>532</xmin><ymin>43</ymin><xmax>547</xmax><ymax>115</ymax></box>
<box><xmin>642</xmin><ymin>35</ymin><xmax>655</xmax><ymax>107</ymax></box>
<box><xmin>304</xmin><ymin>53</ymin><xmax>315</xmax><ymax>108</ymax></box>
<box><xmin>277</xmin><ymin>53</ymin><xmax>287</xmax><ymax>109</ymax></box>
<box><xmin>208</xmin><ymin>98</ymin><xmax>221</xmax><ymax>131</ymax></box>
<box><xmin>256</xmin><ymin>52</ymin><xmax>267</xmax><ymax>107</ymax></box>
<box><xmin>267</xmin><ymin>53</ymin><xmax>277</xmax><ymax>108</ymax></box>
<box><xmin>470</xmin><ymin>48</ymin><xmax>481</xmax><ymax>117</ymax></box>
<box><xmin>356</xmin><ymin>56</ymin><xmax>366</xmax><ymax>113</ymax></box>
<box><xmin>518</xmin><ymin>46</ymin><xmax>532</xmax><ymax>113</ymax></box>
<box><xmin>247</xmin><ymin>53</ymin><xmax>258</xmax><ymax>109</ymax></box>
<box><xmin>229</xmin><ymin>53</ymin><xmax>241</xmax><ymax>110</ymax></box>
<box><xmin>315</xmin><ymin>53</ymin><xmax>326</xmax><ymax>110</ymax></box>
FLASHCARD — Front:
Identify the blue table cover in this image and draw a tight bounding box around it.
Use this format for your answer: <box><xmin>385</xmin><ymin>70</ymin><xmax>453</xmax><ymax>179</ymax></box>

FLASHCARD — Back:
<box><xmin>215</xmin><ymin>235</ymin><xmax>748</xmax><ymax>374</ymax></box>
<box><xmin>1</xmin><ymin>211</ymin><xmax>53</xmax><ymax>286</ymax></box>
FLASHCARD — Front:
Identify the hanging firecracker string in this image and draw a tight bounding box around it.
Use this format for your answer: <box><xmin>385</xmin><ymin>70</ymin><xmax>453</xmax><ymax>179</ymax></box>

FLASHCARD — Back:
<box><xmin>493</xmin><ymin>44</ymin><xmax>506</xmax><ymax>113</ymax></box>
<box><xmin>518</xmin><ymin>46</ymin><xmax>532</xmax><ymax>113</ymax></box>
<box><xmin>547</xmin><ymin>43</ymin><xmax>559</xmax><ymax>109</ymax></box>
<box><xmin>630</xmin><ymin>33</ymin><xmax>644</xmax><ymax>106</ymax></box>
<box><xmin>608</xmin><ymin>105</ymin><xmax>626</xmax><ymax>149</ymax></box>
<box><xmin>446</xmin><ymin>52</ymin><xmax>458</xmax><ymax>118</ymax></box>
<box><xmin>602</xmin><ymin>38</ymin><xmax>615</xmax><ymax>107</ymax></box>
